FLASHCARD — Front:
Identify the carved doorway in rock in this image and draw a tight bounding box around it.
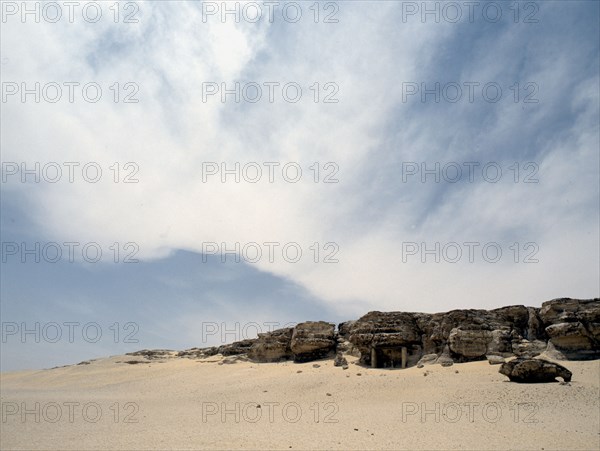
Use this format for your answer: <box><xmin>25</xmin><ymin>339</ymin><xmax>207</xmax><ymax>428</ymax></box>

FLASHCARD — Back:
<box><xmin>370</xmin><ymin>346</ymin><xmax>407</xmax><ymax>368</ymax></box>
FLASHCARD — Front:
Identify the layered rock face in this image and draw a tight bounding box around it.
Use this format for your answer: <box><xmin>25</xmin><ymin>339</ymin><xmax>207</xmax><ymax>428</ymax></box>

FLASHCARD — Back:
<box><xmin>247</xmin><ymin>328</ymin><xmax>293</xmax><ymax>362</ymax></box>
<box><xmin>539</xmin><ymin>298</ymin><xmax>600</xmax><ymax>359</ymax></box>
<box><xmin>348</xmin><ymin>312</ymin><xmax>422</xmax><ymax>367</ymax></box>
<box><xmin>348</xmin><ymin>306</ymin><xmax>542</xmax><ymax>366</ymax></box>
<box><xmin>155</xmin><ymin>298</ymin><xmax>598</xmax><ymax>367</ymax></box>
<box><xmin>290</xmin><ymin>321</ymin><xmax>336</xmax><ymax>362</ymax></box>
<box><xmin>347</xmin><ymin>298</ymin><xmax>599</xmax><ymax>367</ymax></box>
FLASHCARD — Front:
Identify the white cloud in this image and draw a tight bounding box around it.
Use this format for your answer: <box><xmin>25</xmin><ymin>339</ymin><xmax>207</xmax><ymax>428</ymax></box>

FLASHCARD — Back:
<box><xmin>2</xmin><ymin>1</ymin><xmax>598</xmax><ymax>318</ymax></box>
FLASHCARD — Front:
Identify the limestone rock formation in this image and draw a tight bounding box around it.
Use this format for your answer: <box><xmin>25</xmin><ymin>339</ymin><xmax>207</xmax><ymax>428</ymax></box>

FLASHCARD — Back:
<box><xmin>448</xmin><ymin>328</ymin><xmax>492</xmax><ymax>359</ymax></box>
<box><xmin>128</xmin><ymin>297</ymin><xmax>599</xmax><ymax>369</ymax></box>
<box><xmin>217</xmin><ymin>339</ymin><xmax>256</xmax><ymax>356</ymax></box>
<box><xmin>499</xmin><ymin>358</ymin><xmax>572</xmax><ymax>383</ymax></box>
<box><xmin>337</xmin><ymin>321</ymin><xmax>356</xmax><ymax>339</ymax></box>
<box><xmin>290</xmin><ymin>321</ymin><xmax>336</xmax><ymax>362</ymax></box>
<box><xmin>539</xmin><ymin>298</ymin><xmax>600</xmax><ymax>359</ymax></box>
<box><xmin>177</xmin><ymin>347</ymin><xmax>218</xmax><ymax>358</ymax></box>
<box><xmin>512</xmin><ymin>339</ymin><xmax>548</xmax><ymax>358</ymax></box>
<box><xmin>126</xmin><ymin>349</ymin><xmax>175</xmax><ymax>359</ymax></box>
<box><xmin>348</xmin><ymin>312</ymin><xmax>422</xmax><ymax>367</ymax></box>
<box><xmin>349</xmin><ymin>298</ymin><xmax>598</xmax><ymax>368</ymax></box>
<box><xmin>248</xmin><ymin>328</ymin><xmax>293</xmax><ymax>362</ymax></box>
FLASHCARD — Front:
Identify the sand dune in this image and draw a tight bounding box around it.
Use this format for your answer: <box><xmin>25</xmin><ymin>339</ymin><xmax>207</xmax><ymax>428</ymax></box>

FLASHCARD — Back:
<box><xmin>1</xmin><ymin>355</ymin><xmax>598</xmax><ymax>450</ymax></box>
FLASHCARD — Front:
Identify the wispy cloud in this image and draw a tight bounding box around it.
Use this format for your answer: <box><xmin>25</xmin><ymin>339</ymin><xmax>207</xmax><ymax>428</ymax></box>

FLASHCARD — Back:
<box><xmin>1</xmin><ymin>0</ymin><xmax>598</xmax><ymax>344</ymax></box>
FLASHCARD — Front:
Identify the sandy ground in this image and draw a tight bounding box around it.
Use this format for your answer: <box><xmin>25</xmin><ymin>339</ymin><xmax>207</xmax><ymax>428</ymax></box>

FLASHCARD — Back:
<box><xmin>1</xmin><ymin>355</ymin><xmax>598</xmax><ymax>450</ymax></box>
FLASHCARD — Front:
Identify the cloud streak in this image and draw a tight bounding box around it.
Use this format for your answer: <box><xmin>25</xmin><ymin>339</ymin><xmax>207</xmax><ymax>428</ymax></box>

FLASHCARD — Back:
<box><xmin>2</xmin><ymin>0</ymin><xmax>598</xmax><ymax>325</ymax></box>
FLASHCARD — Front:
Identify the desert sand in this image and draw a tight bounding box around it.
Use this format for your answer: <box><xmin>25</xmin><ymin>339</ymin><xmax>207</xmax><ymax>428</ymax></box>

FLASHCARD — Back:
<box><xmin>1</xmin><ymin>355</ymin><xmax>598</xmax><ymax>450</ymax></box>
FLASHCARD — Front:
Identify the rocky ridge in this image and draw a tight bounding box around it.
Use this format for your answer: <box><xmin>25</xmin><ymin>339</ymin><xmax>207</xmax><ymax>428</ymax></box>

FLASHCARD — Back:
<box><xmin>127</xmin><ymin>298</ymin><xmax>599</xmax><ymax>368</ymax></box>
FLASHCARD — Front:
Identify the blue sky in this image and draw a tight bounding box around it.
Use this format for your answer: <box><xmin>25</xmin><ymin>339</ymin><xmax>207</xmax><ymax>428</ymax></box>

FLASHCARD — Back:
<box><xmin>1</xmin><ymin>1</ymin><xmax>599</xmax><ymax>370</ymax></box>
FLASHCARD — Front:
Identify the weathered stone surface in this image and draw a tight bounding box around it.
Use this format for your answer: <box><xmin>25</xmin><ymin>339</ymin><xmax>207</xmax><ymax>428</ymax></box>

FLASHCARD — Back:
<box><xmin>487</xmin><ymin>328</ymin><xmax>515</xmax><ymax>356</ymax></box>
<box><xmin>334</xmin><ymin>352</ymin><xmax>348</xmax><ymax>367</ymax></box>
<box><xmin>416</xmin><ymin>354</ymin><xmax>439</xmax><ymax>368</ymax></box>
<box><xmin>349</xmin><ymin>312</ymin><xmax>421</xmax><ymax>366</ymax></box>
<box><xmin>513</xmin><ymin>340</ymin><xmax>547</xmax><ymax>358</ymax></box>
<box><xmin>126</xmin><ymin>349</ymin><xmax>175</xmax><ymax>360</ymax></box>
<box><xmin>526</xmin><ymin>307</ymin><xmax>546</xmax><ymax>341</ymax></box>
<box><xmin>539</xmin><ymin>298</ymin><xmax>600</xmax><ymax>359</ymax></box>
<box><xmin>217</xmin><ymin>339</ymin><xmax>256</xmax><ymax>356</ymax></box>
<box><xmin>336</xmin><ymin>338</ymin><xmax>360</xmax><ymax>357</ymax></box>
<box><xmin>350</xmin><ymin>312</ymin><xmax>420</xmax><ymax>343</ymax></box>
<box><xmin>248</xmin><ymin>328</ymin><xmax>293</xmax><ymax>363</ymax></box>
<box><xmin>348</xmin><ymin>299</ymin><xmax>598</xmax><ymax>367</ymax></box>
<box><xmin>291</xmin><ymin>321</ymin><xmax>336</xmax><ymax>362</ymax></box>
<box><xmin>130</xmin><ymin>298</ymin><xmax>598</xmax><ymax>369</ymax></box>
<box><xmin>487</xmin><ymin>355</ymin><xmax>506</xmax><ymax>365</ymax></box>
<box><xmin>539</xmin><ymin>298</ymin><xmax>598</xmax><ymax>323</ymax></box>
<box><xmin>437</xmin><ymin>355</ymin><xmax>454</xmax><ymax>367</ymax></box>
<box><xmin>177</xmin><ymin>347</ymin><xmax>219</xmax><ymax>359</ymax></box>
<box><xmin>499</xmin><ymin>358</ymin><xmax>572</xmax><ymax>383</ymax></box>
<box><xmin>338</xmin><ymin>321</ymin><xmax>356</xmax><ymax>339</ymax></box>
<box><xmin>448</xmin><ymin>328</ymin><xmax>491</xmax><ymax>360</ymax></box>
<box><xmin>220</xmin><ymin>355</ymin><xmax>249</xmax><ymax>364</ymax></box>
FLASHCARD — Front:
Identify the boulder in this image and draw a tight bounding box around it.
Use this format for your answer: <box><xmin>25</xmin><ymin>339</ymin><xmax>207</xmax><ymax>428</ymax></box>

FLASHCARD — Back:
<box><xmin>487</xmin><ymin>355</ymin><xmax>505</xmax><ymax>365</ymax></box>
<box><xmin>291</xmin><ymin>321</ymin><xmax>336</xmax><ymax>362</ymax></box>
<box><xmin>248</xmin><ymin>328</ymin><xmax>293</xmax><ymax>362</ymax></box>
<box><xmin>436</xmin><ymin>355</ymin><xmax>454</xmax><ymax>367</ymax></box>
<box><xmin>334</xmin><ymin>352</ymin><xmax>348</xmax><ymax>367</ymax></box>
<box><xmin>499</xmin><ymin>358</ymin><xmax>572</xmax><ymax>383</ymax></box>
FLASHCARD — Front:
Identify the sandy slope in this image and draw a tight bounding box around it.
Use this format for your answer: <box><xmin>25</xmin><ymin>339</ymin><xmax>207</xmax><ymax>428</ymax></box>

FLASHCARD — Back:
<box><xmin>1</xmin><ymin>355</ymin><xmax>598</xmax><ymax>450</ymax></box>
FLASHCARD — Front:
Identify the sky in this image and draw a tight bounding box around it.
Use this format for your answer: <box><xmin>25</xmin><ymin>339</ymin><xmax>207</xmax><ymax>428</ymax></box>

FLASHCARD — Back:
<box><xmin>1</xmin><ymin>0</ymin><xmax>599</xmax><ymax>371</ymax></box>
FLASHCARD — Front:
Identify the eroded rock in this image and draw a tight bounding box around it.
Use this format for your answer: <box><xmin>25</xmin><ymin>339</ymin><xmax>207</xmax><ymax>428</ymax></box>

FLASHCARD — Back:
<box><xmin>127</xmin><ymin>298</ymin><xmax>598</xmax><ymax>370</ymax></box>
<box><xmin>487</xmin><ymin>355</ymin><xmax>506</xmax><ymax>365</ymax></box>
<box><xmin>334</xmin><ymin>352</ymin><xmax>348</xmax><ymax>367</ymax></box>
<box><xmin>499</xmin><ymin>358</ymin><xmax>572</xmax><ymax>383</ymax></box>
<box><xmin>248</xmin><ymin>328</ymin><xmax>293</xmax><ymax>362</ymax></box>
<box><xmin>217</xmin><ymin>339</ymin><xmax>256</xmax><ymax>356</ymax></box>
<box><xmin>539</xmin><ymin>298</ymin><xmax>600</xmax><ymax>359</ymax></box>
<box><xmin>290</xmin><ymin>321</ymin><xmax>336</xmax><ymax>362</ymax></box>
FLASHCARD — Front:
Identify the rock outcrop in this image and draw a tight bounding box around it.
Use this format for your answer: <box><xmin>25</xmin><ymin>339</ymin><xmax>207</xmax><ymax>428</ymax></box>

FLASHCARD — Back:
<box><xmin>499</xmin><ymin>358</ymin><xmax>572</xmax><ymax>383</ymax></box>
<box><xmin>248</xmin><ymin>328</ymin><xmax>293</xmax><ymax>362</ymax></box>
<box><xmin>348</xmin><ymin>298</ymin><xmax>598</xmax><ymax>368</ymax></box>
<box><xmin>127</xmin><ymin>349</ymin><xmax>176</xmax><ymax>359</ymax></box>
<box><xmin>217</xmin><ymin>339</ymin><xmax>256</xmax><ymax>356</ymax></box>
<box><xmin>290</xmin><ymin>321</ymin><xmax>336</xmax><ymax>362</ymax></box>
<box><xmin>128</xmin><ymin>297</ymin><xmax>599</xmax><ymax>368</ymax></box>
<box><xmin>539</xmin><ymin>298</ymin><xmax>600</xmax><ymax>359</ymax></box>
<box><xmin>337</xmin><ymin>321</ymin><xmax>356</xmax><ymax>339</ymax></box>
<box><xmin>349</xmin><ymin>311</ymin><xmax>422</xmax><ymax>367</ymax></box>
